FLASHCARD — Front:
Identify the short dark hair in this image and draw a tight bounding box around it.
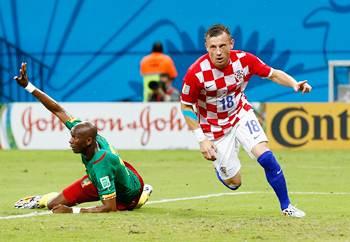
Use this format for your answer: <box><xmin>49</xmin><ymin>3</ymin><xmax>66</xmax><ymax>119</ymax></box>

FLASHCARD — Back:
<box><xmin>205</xmin><ymin>24</ymin><xmax>231</xmax><ymax>39</ymax></box>
<box><xmin>152</xmin><ymin>42</ymin><xmax>163</xmax><ymax>53</ymax></box>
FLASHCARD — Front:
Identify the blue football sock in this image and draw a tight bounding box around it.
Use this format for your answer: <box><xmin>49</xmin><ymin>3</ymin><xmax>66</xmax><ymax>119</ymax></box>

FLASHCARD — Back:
<box><xmin>257</xmin><ymin>151</ymin><xmax>290</xmax><ymax>210</ymax></box>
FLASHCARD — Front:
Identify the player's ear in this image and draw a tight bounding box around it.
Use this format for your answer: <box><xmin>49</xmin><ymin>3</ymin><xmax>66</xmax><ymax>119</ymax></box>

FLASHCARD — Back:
<box><xmin>231</xmin><ymin>38</ymin><xmax>234</xmax><ymax>49</ymax></box>
<box><xmin>86</xmin><ymin>137</ymin><xmax>93</xmax><ymax>146</ymax></box>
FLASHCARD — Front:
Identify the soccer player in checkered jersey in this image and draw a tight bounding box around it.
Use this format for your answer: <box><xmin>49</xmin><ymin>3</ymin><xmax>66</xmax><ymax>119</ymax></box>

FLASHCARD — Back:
<box><xmin>181</xmin><ymin>24</ymin><xmax>311</xmax><ymax>217</ymax></box>
<box><xmin>13</xmin><ymin>63</ymin><xmax>152</xmax><ymax>214</ymax></box>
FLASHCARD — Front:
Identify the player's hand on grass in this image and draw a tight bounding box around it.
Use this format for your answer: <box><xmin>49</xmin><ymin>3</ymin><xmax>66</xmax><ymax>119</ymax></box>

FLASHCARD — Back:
<box><xmin>294</xmin><ymin>80</ymin><xmax>312</xmax><ymax>93</ymax></box>
<box><xmin>52</xmin><ymin>204</ymin><xmax>73</xmax><ymax>213</ymax></box>
<box><xmin>199</xmin><ymin>139</ymin><xmax>217</xmax><ymax>161</ymax></box>
<box><xmin>13</xmin><ymin>62</ymin><xmax>29</xmax><ymax>88</ymax></box>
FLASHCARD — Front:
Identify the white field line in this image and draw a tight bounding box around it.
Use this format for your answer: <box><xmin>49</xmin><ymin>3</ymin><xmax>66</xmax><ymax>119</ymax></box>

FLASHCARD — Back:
<box><xmin>147</xmin><ymin>191</ymin><xmax>350</xmax><ymax>205</ymax></box>
<box><xmin>244</xmin><ymin>164</ymin><xmax>346</xmax><ymax>170</ymax></box>
<box><xmin>0</xmin><ymin>211</ymin><xmax>52</xmax><ymax>220</ymax></box>
<box><xmin>147</xmin><ymin>191</ymin><xmax>261</xmax><ymax>204</ymax></box>
<box><xmin>1</xmin><ymin>191</ymin><xmax>349</xmax><ymax>220</ymax></box>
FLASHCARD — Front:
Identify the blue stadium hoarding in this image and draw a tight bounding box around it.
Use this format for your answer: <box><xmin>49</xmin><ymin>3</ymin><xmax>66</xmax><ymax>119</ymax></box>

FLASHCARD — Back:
<box><xmin>0</xmin><ymin>0</ymin><xmax>349</xmax><ymax>102</ymax></box>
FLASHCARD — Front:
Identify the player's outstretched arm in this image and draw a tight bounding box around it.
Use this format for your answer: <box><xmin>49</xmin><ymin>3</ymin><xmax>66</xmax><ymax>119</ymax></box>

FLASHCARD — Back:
<box><xmin>269</xmin><ymin>69</ymin><xmax>312</xmax><ymax>93</ymax></box>
<box><xmin>14</xmin><ymin>62</ymin><xmax>71</xmax><ymax>124</ymax></box>
<box><xmin>52</xmin><ymin>197</ymin><xmax>117</xmax><ymax>213</ymax></box>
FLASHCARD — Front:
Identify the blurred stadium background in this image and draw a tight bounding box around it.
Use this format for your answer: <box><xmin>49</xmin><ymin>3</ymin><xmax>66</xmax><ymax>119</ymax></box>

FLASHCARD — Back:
<box><xmin>0</xmin><ymin>0</ymin><xmax>350</xmax><ymax>241</ymax></box>
<box><xmin>1</xmin><ymin>0</ymin><xmax>349</xmax><ymax>103</ymax></box>
<box><xmin>1</xmin><ymin>0</ymin><xmax>350</xmax><ymax>150</ymax></box>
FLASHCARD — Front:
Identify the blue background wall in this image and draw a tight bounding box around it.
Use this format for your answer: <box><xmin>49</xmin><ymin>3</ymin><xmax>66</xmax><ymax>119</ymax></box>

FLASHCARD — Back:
<box><xmin>0</xmin><ymin>0</ymin><xmax>349</xmax><ymax>102</ymax></box>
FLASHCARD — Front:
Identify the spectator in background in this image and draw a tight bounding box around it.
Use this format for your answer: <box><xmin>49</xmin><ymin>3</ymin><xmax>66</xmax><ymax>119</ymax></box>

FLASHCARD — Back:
<box><xmin>147</xmin><ymin>74</ymin><xmax>180</xmax><ymax>102</ymax></box>
<box><xmin>140</xmin><ymin>42</ymin><xmax>178</xmax><ymax>80</ymax></box>
<box><xmin>140</xmin><ymin>42</ymin><xmax>178</xmax><ymax>102</ymax></box>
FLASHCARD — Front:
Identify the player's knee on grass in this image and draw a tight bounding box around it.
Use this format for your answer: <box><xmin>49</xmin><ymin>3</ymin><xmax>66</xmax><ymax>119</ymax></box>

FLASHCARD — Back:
<box><xmin>38</xmin><ymin>192</ymin><xmax>59</xmax><ymax>208</ymax></box>
<box><xmin>47</xmin><ymin>193</ymin><xmax>72</xmax><ymax>210</ymax></box>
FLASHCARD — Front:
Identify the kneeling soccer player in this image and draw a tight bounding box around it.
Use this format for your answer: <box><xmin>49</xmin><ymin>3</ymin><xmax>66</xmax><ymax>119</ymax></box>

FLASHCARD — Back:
<box><xmin>13</xmin><ymin>63</ymin><xmax>152</xmax><ymax>213</ymax></box>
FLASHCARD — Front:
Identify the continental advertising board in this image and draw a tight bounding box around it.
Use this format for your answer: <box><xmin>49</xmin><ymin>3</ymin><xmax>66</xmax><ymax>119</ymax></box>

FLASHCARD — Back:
<box><xmin>266</xmin><ymin>103</ymin><xmax>350</xmax><ymax>149</ymax></box>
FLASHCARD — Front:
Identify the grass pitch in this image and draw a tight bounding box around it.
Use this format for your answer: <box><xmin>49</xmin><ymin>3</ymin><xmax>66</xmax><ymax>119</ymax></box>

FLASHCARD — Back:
<box><xmin>0</xmin><ymin>149</ymin><xmax>349</xmax><ymax>241</ymax></box>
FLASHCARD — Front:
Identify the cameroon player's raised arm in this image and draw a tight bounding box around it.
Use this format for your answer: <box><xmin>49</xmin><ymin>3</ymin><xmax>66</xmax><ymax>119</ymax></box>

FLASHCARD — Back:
<box><xmin>14</xmin><ymin>62</ymin><xmax>71</xmax><ymax>124</ymax></box>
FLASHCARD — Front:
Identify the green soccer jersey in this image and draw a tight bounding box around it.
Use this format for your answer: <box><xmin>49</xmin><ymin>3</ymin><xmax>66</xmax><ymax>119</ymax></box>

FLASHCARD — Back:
<box><xmin>65</xmin><ymin>118</ymin><xmax>141</xmax><ymax>203</ymax></box>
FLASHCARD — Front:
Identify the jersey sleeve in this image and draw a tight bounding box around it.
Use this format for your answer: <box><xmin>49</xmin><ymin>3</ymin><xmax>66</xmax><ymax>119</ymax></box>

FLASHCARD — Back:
<box><xmin>245</xmin><ymin>52</ymin><xmax>273</xmax><ymax>78</ymax></box>
<box><xmin>92</xmin><ymin>152</ymin><xmax>117</xmax><ymax>200</ymax></box>
<box><xmin>64</xmin><ymin>118</ymin><xmax>82</xmax><ymax>130</ymax></box>
<box><xmin>181</xmin><ymin>68</ymin><xmax>200</xmax><ymax>105</ymax></box>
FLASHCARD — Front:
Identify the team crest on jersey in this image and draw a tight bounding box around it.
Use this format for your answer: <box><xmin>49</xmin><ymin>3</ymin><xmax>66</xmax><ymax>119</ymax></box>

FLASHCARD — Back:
<box><xmin>234</xmin><ymin>70</ymin><xmax>244</xmax><ymax>83</ymax></box>
<box><xmin>100</xmin><ymin>176</ymin><xmax>111</xmax><ymax>189</ymax></box>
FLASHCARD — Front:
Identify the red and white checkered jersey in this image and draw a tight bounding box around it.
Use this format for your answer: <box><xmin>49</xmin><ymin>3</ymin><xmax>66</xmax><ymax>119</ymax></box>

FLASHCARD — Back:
<box><xmin>181</xmin><ymin>50</ymin><xmax>272</xmax><ymax>140</ymax></box>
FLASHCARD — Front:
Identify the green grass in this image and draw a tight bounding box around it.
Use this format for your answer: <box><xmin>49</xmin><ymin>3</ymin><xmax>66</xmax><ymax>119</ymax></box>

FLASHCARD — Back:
<box><xmin>0</xmin><ymin>149</ymin><xmax>349</xmax><ymax>241</ymax></box>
